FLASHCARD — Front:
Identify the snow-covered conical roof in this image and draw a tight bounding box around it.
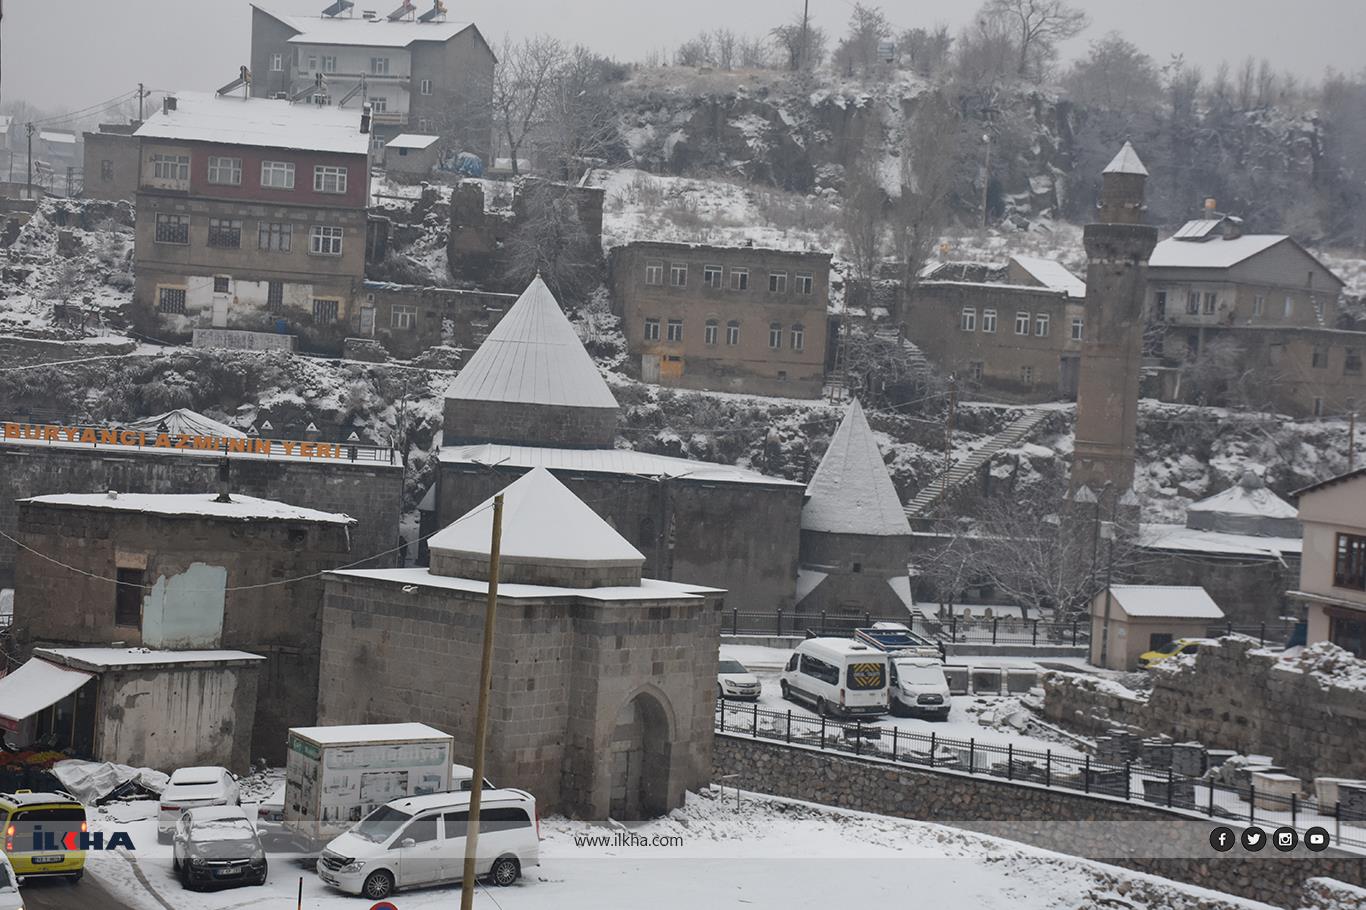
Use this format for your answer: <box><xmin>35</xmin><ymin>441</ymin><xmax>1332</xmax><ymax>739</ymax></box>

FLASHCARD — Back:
<box><xmin>127</xmin><ymin>409</ymin><xmax>245</xmax><ymax>439</ymax></box>
<box><xmin>444</xmin><ymin>276</ymin><xmax>618</xmax><ymax>410</ymax></box>
<box><xmin>1186</xmin><ymin>472</ymin><xmax>1300</xmax><ymax>537</ymax></box>
<box><xmin>1103</xmin><ymin>141</ymin><xmax>1148</xmax><ymax>176</ymax></box>
<box><xmin>429</xmin><ymin>467</ymin><xmax>644</xmax><ymax>574</ymax></box>
<box><xmin>802</xmin><ymin>400</ymin><xmax>912</xmax><ymax>537</ymax></box>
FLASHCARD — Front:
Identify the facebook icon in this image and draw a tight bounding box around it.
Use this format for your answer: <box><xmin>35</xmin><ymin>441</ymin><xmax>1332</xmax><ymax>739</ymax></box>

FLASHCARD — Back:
<box><xmin>1209</xmin><ymin>826</ymin><xmax>1235</xmax><ymax>853</ymax></box>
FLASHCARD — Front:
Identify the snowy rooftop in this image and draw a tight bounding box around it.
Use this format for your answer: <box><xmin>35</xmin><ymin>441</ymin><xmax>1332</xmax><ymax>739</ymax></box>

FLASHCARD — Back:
<box><xmin>1189</xmin><ymin>478</ymin><xmax>1297</xmax><ymax>519</ymax></box>
<box><xmin>257</xmin><ymin>5</ymin><xmax>477</xmax><ymax>48</ymax></box>
<box><xmin>802</xmin><ymin>400</ymin><xmax>912</xmax><ymax>537</ymax></box>
<box><xmin>445</xmin><ymin>276</ymin><xmax>619</xmax><ymax>410</ymax></box>
<box><xmin>1009</xmin><ymin>255</ymin><xmax>1086</xmax><ymax>299</ymax></box>
<box><xmin>0</xmin><ymin>659</ymin><xmax>92</xmax><ymax>723</ymax></box>
<box><xmin>1105</xmin><ymin>585</ymin><xmax>1225</xmax><ymax>620</ymax></box>
<box><xmin>439</xmin><ymin>442</ymin><xmax>802</xmax><ymax>487</ymax></box>
<box><xmin>21</xmin><ymin>492</ymin><xmax>355</xmax><ymax>525</ymax></box>
<box><xmin>329</xmin><ymin>566</ymin><xmax>720</xmax><ymax>602</ymax></box>
<box><xmin>134</xmin><ymin>91</ymin><xmax>371</xmax><ymax>156</ymax></box>
<box><xmin>39</xmin><ymin>131</ymin><xmax>77</xmax><ymax>145</ymax></box>
<box><xmin>1102</xmin><ymin>141</ymin><xmax>1148</xmax><ymax>176</ymax></box>
<box><xmin>386</xmin><ymin>133</ymin><xmax>440</xmax><ymax>150</ymax></box>
<box><xmin>1137</xmin><ymin>524</ymin><xmax>1301</xmax><ymax>559</ymax></box>
<box><xmin>428</xmin><ymin>467</ymin><xmax>645</xmax><ymax>567</ymax></box>
<box><xmin>1148</xmin><ymin>233</ymin><xmax>1288</xmax><ymax>270</ymax></box>
<box><xmin>34</xmin><ymin>647</ymin><xmax>265</xmax><ymax>671</ymax></box>
<box><xmin>290</xmin><ymin>723</ymin><xmax>451</xmax><ymax>746</ymax></box>
<box><xmin>127</xmin><ymin>408</ymin><xmax>245</xmax><ymax>439</ymax></box>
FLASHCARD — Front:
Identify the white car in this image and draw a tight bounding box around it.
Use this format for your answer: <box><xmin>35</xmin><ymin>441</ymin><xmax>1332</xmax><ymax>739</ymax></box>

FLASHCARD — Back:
<box><xmin>0</xmin><ymin>852</ymin><xmax>21</xmax><ymax>910</ymax></box>
<box><xmin>158</xmin><ymin>766</ymin><xmax>241</xmax><ymax>842</ymax></box>
<box><xmin>889</xmin><ymin>656</ymin><xmax>952</xmax><ymax>719</ymax></box>
<box><xmin>254</xmin><ymin>782</ymin><xmax>286</xmax><ymax>837</ymax></box>
<box><xmin>316</xmin><ymin>789</ymin><xmax>539</xmax><ymax>900</ymax></box>
<box><xmin>716</xmin><ymin>659</ymin><xmax>762</xmax><ymax>700</ymax></box>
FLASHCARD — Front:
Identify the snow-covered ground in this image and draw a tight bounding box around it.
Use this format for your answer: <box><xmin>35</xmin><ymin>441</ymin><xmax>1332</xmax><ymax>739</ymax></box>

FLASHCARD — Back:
<box><xmin>78</xmin><ymin>789</ymin><xmax>1276</xmax><ymax>910</ymax></box>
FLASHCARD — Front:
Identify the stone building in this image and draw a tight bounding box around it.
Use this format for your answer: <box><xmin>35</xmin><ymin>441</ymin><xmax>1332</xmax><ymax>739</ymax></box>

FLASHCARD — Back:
<box><xmin>11</xmin><ymin>491</ymin><xmax>354</xmax><ymax>761</ymax></box>
<box><xmin>383</xmin><ymin>133</ymin><xmax>441</xmax><ymax>177</ymax></box>
<box><xmin>795</xmin><ymin>400</ymin><xmax>914</xmax><ymax>618</ymax></box>
<box><xmin>1070</xmin><ymin>142</ymin><xmax>1159</xmax><ymax>504</ymax></box>
<box><xmin>131</xmin><ymin>91</ymin><xmax>371</xmax><ymax>354</ymax></box>
<box><xmin>81</xmin><ymin>124</ymin><xmax>141</xmax><ymax>202</ymax></box>
<box><xmin>358</xmin><ymin>280</ymin><xmax>515</xmax><ymax>358</ymax></box>
<box><xmin>1089</xmin><ymin>584</ymin><xmax>1224</xmax><ymax>671</ymax></box>
<box><xmin>319</xmin><ymin>467</ymin><xmax>723</xmax><ymax>818</ymax></box>
<box><xmin>435</xmin><ymin>276</ymin><xmax>804</xmax><ymax>613</ymax></box>
<box><xmin>1290</xmin><ymin>468</ymin><xmax>1366</xmax><ymax>657</ymax></box>
<box><xmin>249</xmin><ymin>3</ymin><xmax>495</xmax><ymax>163</ymax></box>
<box><xmin>906</xmin><ymin>255</ymin><xmax>1086</xmax><ymax>402</ymax></box>
<box><xmin>609</xmin><ymin>240</ymin><xmax>831</xmax><ymax>398</ymax></box>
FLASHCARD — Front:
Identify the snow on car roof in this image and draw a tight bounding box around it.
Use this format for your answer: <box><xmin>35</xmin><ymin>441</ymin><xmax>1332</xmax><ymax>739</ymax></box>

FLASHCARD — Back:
<box><xmin>21</xmin><ymin>492</ymin><xmax>355</xmax><ymax>525</ymax></box>
<box><xmin>134</xmin><ymin>91</ymin><xmax>370</xmax><ymax>156</ymax></box>
<box><xmin>289</xmin><ymin>722</ymin><xmax>453</xmax><ymax>746</ymax></box>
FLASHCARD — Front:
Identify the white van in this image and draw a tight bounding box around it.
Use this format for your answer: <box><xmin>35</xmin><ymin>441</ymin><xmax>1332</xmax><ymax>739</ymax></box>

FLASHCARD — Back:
<box><xmin>779</xmin><ymin>638</ymin><xmax>889</xmax><ymax>718</ymax></box>
<box><xmin>316</xmin><ymin>788</ymin><xmax>538</xmax><ymax>901</ymax></box>
<box><xmin>889</xmin><ymin>656</ymin><xmax>952</xmax><ymax>719</ymax></box>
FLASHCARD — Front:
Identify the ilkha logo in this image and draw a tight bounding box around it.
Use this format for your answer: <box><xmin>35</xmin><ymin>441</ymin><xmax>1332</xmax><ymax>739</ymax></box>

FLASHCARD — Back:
<box><xmin>28</xmin><ymin>825</ymin><xmax>135</xmax><ymax>851</ymax></box>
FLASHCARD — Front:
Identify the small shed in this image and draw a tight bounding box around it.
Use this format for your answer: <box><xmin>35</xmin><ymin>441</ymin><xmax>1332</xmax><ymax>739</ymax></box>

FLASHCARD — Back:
<box><xmin>1090</xmin><ymin>585</ymin><xmax>1225</xmax><ymax>670</ymax></box>
<box><xmin>384</xmin><ymin>133</ymin><xmax>441</xmax><ymax>177</ymax></box>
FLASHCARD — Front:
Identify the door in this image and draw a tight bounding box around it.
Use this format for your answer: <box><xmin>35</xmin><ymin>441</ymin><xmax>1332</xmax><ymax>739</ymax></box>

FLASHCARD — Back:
<box><xmin>641</xmin><ymin>353</ymin><xmax>661</xmax><ymax>382</ymax></box>
<box><xmin>211</xmin><ymin>295</ymin><xmax>229</xmax><ymax>328</ymax></box>
<box><xmin>1058</xmin><ymin>354</ymin><xmax>1080</xmax><ymax>400</ymax></box>
<box><xmin>360</xmin><ymin>305</ymin><xmax>376</xmax><ymax>336</ymax></box>
<box><xmin>393</xmin><ymin>813</ymin><xmax>442</xmax><ymax>886</ymax></box>
<box><xmin>441</xmin><ymin>811</ymin><xmax>469</xmax><ymax>881</ymax></box>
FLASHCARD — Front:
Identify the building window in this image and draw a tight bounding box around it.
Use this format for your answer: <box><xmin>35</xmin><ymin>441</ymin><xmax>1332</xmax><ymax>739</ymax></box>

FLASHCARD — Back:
<box><xmin>796</xmin><ymin>272</ymin><xmax>814</xmax><ymax>295</ymax></box>
<box><xmin>307</xmin><ymin>55</ymin><xmax>317</xmax><ymax>71</ymax></box>
<box><xmin>726</xmin><ymin>320</ymin><xmax>739</xmax><ymax>345</ymax></box>
<box><xmin>960</xmin><ymin>308</ymin><xmax>976</xmax><ymax>332</ymax></box>
<box><xmin>1312</xmin><ymin>346</ymin><xmax>1329</xmax><ymax>369</ymax></box>
<box><xmin>981</xmin><ymin>309</ymin><xmax>997</xmax><ymax>333</ymax></box>
<box><xmin>969</xmin><ymin>361</ymin><xmax>983</xmax><ymax>382</ymax></box>
<box><xmin>1253</xmin><ymin>295</ymin><xmax>1265</xmax><ymax>317</ymax></box>
<box><xmin>704</xmin><ymin>319</ymin><xmax>718</xmax><ymax>345</ymax></box>
<box><xmin>370</xmin><ymin>97</ymin><xmax>388</xmax><ymax>113</ymax></box>
<box><xmin>310</xmin><ymin>225</ymin><xmax>344</xmax><ymax>256</ymax></box>
<box><xmin>206</xmin><ymin>218</ymin><xmax>242</xmax><ymax>248</ymax></box>
<box><xmin>1334</xmin><ymin>533</ymin><xmax>1366</xmax><ymax>590</ymax></box>
<box><xmin>666</xmin><ymin>318</ymin><xmax>683</xmax><ymax>342</ymax></box>
<box><xmin>1202</xmin><ymin>292</ymin><xmax>1217</xmax><ymax>314</ymax></box>
<box><xmin>1185</xmin><ymin>291</ymin><xmax>1200</xmax><ymax>315</ymax></box>
<box><xmin>1284</xmin><ymin>296</ymin><xmax>1294</xmax><ymax>318</ymax></box>
<box><xmin>154</xmin><ymin>213</ymin><xmax>189</xmax><ymax>244</ymax></box>
<box><xmin>768</xmin><ymin>322</ymin><xmax>782</xmax><ymax>349</ymax></box>
<box><xmin>261</xmin><ymin>160</ymin><xmax>296</xmax><ymax>189</ymax></box>
<box><xmin>156</xmin><ymin>286</ymin><xmax>186</xmax><ymax>314</ymax></box>
<box><xmin>312</xmin><ymin>298</ymin><xmax>340</xmax><ymax>323</ymax></box>
<box><xmin>259</xmin><ymin>222</ymin><xmax>292</xmax><ymax>252</ymax></box>
<box><xmin>100</xmin><ymin>159</ymin><xmax>114</xmax><ymax>180</ymax></box>
<box><xmin>731</xmin><ymin>268</ymin><xmax>749</xmax><ymax>291</ymax></box>
<box><xmin>1071</xmin><ymin>317</ymin><xmax>1084</xmax><ymax>341</ymax></box>
<box><xmin>416</xmin><ymin>117</ymin><xmax>433</xmax><ymax>132</ymax></box>
<box><xmin>207</xmin><ymin>156</ymin><xmax>242</xmax><ymax>185</ymax></box>
<box><xmin>644</xmin><ymin>262</ymin><xmax>663</xmax><ymax>285</ymax></box>
<box><xmin>151</xmin><ymin>153</ymin><xmax>190</xmax><ymax>181</ymax></box>
<box><xmin>769</xmin><ymin>271</ymin><xmax>788</xmax><ymax>293</ymax></box>
<box><xmin>791</xmin><ymin>324</ymin><xmax>805</xmax><ymax>352</ymax></box>
<box><xmin>371</xmin><ymin>56</ymin><xmax>390</xmax><ymax>74</ymax></box>
<box><xmin>321</xmin><ymin>55</ymin><xmax>337</xmax><ymax>73</ymax></box>
<box><xmin>114</xmin><ymin>567</ymin><xmax>144</xmax><ymax>628</ymax></box>
<box><xmin>1020</xmin><ymin>365</ymin><xmax>1034</xmax><ymax>384</ymax></box>
<box><xmin>703</xmin><ymin>264</ymin><xmax>723</xmax><ymax>288</ymax></box>
<box><xmin>670</xmin><ymin>264</ymin><xmax>687</xmax><ymax>288</ymax></box>
<box><xmin>644</xmin><ymin>318</ymin><xmax>660</xmax><ymax>341</ymax></box>
<box><xmin>1313</xmin><ymin>397</ymin><xmax>1325</xmax><ymax>417</ymax></box>
<box><xmin>1015</xmin><ymin>311</ymin><xmax>1030</xmax><ymax>335</ymax></box>
<box><xmin>1035</xmin><ymin>313</ymin><xmax>1050</xmax><ymax>337</ymax></box>
<box><xmin>270</xmin><ymin>53</ymin><xmax>283</xmax><ymax>72</ymax></box>
<box><xmin>392</xmin><ymin>304</ymin><xmax>417</xmax><ymax>330</ymax></box>
<box><xmin>1155</xmin><ymin>290</ymin><xmax>1167</xmax><ymax>314</ymax></box>
<box><xmin>420</xmin><ymin>78</ymin><xmax>433</xmax><ymax>95</ymax></box>
<box><xmin>1346</xmin><ymin>348</ymin><xmax>1362</xmax><ymax>376</ymax></box>
<box><xmin>212</xmin><ymin>275</ymin><xmax>231</xmax><ymax>294</ymax></box>
<box><xmin>314</xmin><ymin>165</ymin><xmax>348</xmax><ymax>194</ymax></box>
<box><xmin>267</xmin><ymin>280</ymin><xmax>284</xmax><ymax>313</ymax></box>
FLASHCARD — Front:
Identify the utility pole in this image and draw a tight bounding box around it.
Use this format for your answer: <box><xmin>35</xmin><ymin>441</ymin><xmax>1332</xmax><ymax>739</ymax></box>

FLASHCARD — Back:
<box><xmin>25</xmin><ymin>121</ymin><xmax>33</xmax><ymax>199</ymax></box>
<box><xmin>460</xmin><ymin>492</ymin><xmax>504</xmax><ymax>910</ymax></box>
<box><xmin>938</xmin><ymin>374</ymin><xmax>957</xmax><ymax>514</ymax></box>
<box><xmin>138</xmin><ymin>82</ymin><xmax>146</xmax><ymax>123</ymax></box>
<box><xmin>980</xmin><ymin>133</ymin><xmax>991</xmax><ymax>228</ymax></box>
<box><xmin>798</xmin><ymin>0</ymin><xmax>809</xmax><ymax>71</ymax></box>
<box><xmin>1350</xmin><ymin>409</ymin><xmax>1358</xmax><ymax>472</ymax></box>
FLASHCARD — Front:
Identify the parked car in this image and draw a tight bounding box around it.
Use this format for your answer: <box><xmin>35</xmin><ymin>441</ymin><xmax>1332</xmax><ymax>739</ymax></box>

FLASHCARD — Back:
<box><xmin>779</xmin><ymin>638</ymin><xmax>889</xmax><ymax>718</ymax></box>
<box><xmin>0</xmin><ymin>851</ymin><xmax>22</xmax><ymax>909</ymax></box>
<box><xmin>1137</xmin><ymin>638</ymin><xmax>1214</xmax><ymax>669</ymax></box>
<box><xmin>316</xmin><ymin>788</ymin><xmax>539</xmax><ymax>900</ymax></box>
<box><xmin>451</xmin><ymin>765</ymin><xmax>495</xmax><ymax>793</ymax></box>
<box><xmin>158</xmin><ymin>767</ymin><xmax>240</xmax><ymax>842</ymax></box>
<box><xmin>0</xmin><ymin>790</ymin><xmax>87</xmax><ymax>882</ymax></box>
<box><xmin>889</xmin><ymin>656</ymin><xmax>951</xmax><ymax>719</ymax></box>
<box><xmin>172</xmin><ymin>805</ymin><xmax>267</xmax><ymax>891</ymax></box>
<box><xmin>716</xmin><ymin>659</ymin><xmax>762</xmax><ymax>700</ymax></box>
<box><xmin>254</xmin><ymin>782</ymin><xmax>286</xmax><ymax>836</ymax></box>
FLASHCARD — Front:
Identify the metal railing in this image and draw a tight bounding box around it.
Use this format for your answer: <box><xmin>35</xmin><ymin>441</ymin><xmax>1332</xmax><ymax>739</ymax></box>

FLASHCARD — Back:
<box><xmin>724</xmin><ymin>609</ymin><xmax>1089</xmax><ymax>647</ymax></box>
<box><xmin>716</xmin><ymin>699</ymin><xmax>1366</xmax><ymax>850</ymax></box>
<box><xmin>1205</xmin><ymin>621</ymin><xmax>1297</xmax><ymax>649</ymax></box>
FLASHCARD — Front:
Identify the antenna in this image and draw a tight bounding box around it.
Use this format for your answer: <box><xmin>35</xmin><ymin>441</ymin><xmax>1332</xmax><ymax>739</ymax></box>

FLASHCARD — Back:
<box><xmin>321</xmin><ymin>0</ymin><xmax>354</xmax><ymax>16</ymax></box>
<box><xmin>418</xmin><ymin>0</ymin><xmax>446</xmax><ymax>22</ymax></box>
<box><xmin>386</xmin><ymin>0</ymin><xmax>415</xmax><ymax>21</ymax></box>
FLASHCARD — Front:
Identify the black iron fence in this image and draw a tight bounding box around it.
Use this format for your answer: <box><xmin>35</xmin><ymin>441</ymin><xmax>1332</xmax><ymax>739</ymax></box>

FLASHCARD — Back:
<box><xmin>1204</xmin><ymin>621</ymin><xmax>1297</xmax><ymax>649</ymax></box>
<box><xmin>716</xmin><ymin>699</ymin><xmax>1366</xmax><ymax>850</ymax></box>
<box><xmin>724</xmin><ymin>609</ymin><xmax>1089</xmax><ymax>647</ymax></box>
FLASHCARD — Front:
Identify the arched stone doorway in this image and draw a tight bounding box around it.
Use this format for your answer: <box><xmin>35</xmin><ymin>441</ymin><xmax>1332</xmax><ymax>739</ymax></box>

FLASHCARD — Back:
<box><xmin>608</xmin><ymin>689</ymin><xmax>673</xmax><ymax>819</ymax></box>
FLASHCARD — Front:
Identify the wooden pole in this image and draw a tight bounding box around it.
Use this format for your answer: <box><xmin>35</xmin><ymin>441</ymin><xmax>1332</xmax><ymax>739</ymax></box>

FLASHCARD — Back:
<box><xmin>460</xmin><ymin>493</ymin><xmax>504</xmax><ymax>910</ymax></box>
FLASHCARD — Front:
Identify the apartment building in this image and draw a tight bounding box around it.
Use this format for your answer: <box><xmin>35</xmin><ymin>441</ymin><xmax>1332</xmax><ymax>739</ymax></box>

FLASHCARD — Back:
<box><xmin>1291</xmin><ymin>469</ymin><xmax>1366</xmax><ymax>658</ymax></box>
<box><xmin>609</xmin><ymin>241</ymin><xmax>831</xmax><ymax>398</ymax></box>
<box><xmin>250</xmin><ymin>3</ymin><xmax>494</xmax><ymax>164</ymax></box>
<box><xmin>131</xmin><ymin>92</ymin><xmax>370</xmax><ymax>353</ymax></box>
<box><xmin>905</xmin><ymin>256</ymin><xmax>1087</xmax><ymax>401</ymax></box>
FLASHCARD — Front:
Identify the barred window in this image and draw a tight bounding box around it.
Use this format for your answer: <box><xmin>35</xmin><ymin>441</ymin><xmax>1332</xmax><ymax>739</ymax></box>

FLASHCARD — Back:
<box><xmin>267</xmin><ymin>281</ymin><xmax>284</xmax><ymax>314</ymax></box>
<box><xmin>154</xmin><ymin>213</ymin><xmax>189</xmax><ymax>244</ymax></box>
<box><xmin>207</xmin><ymin>218</ymin><xmax>242</xmax><ymax>249</ymax></box>
<box><xmin>157</xmin><ymin>286</ymin><xmax>186</xmax><ymax>314</ymax></box>
<box><xmin>313</xmin><ymin>298</ymin><xmax>340</xmax><ymax>323</ymax></box>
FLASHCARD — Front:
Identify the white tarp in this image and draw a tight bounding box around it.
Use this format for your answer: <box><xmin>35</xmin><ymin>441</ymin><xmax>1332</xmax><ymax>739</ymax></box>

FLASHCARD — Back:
<box><xmin>0</xmin><ymin>659</ymin><xmax>93</xmax><ymax>723</ymax></box>
<box><xmin>51</xmin><ymin>760</ymin><xmax>169</xmax><ymax>804</ymax></box>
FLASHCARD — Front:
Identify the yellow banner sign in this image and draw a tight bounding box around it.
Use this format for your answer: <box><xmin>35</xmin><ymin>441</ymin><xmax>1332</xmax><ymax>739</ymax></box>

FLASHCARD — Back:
<box><xmin>3</xmin><ymin>422</ymin><xmax>347</xmax><ymax>460</ymax></box>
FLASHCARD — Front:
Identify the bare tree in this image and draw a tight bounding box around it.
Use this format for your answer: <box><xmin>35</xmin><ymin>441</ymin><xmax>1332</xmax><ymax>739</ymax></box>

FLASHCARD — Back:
<box><xmin>1255</xmin><ymin>59</ymin><xmax>1277</xmax><ymax>109</ymax></box>
<box><xmin>501</xmin><ymin>181</ymin><xmax>601</xmax><ymax>302</ymax></box>
<box><xmin>772</xmin><ymin>17</ymin><xmax>827</xmax><ymax>72</ymax></box>
<box><xmin>900</xmin><ymin>25</ymin><xmax>953</xmax><ymax>77</ymax></box>
<box><xmin>1236</xmin><ymin>56</ymin><xmax>1257</xmax><ymax>111</ymax></box>
<box><xmin>892</xmin><ymin>92</ymin><xmax>961</xmax><ymax>292</ymax></box>
<box><xmin>737</xmin><ymin>35</ymin><xmax>775</xmax><ymax>69</ymax></box>
<box><xmin>839</xmin><ymin>326</ymin><xmax>936</xmax><ymax>408</ymax></box>
<box><xmin>840</xmin><ymin>129</ymin><xmax>889</xmax><ymax>305</ymax></box>
<box><xmin>713</xmin><ymin>29</ymin><xmax>737</xmax><ymax>70</ymax></box>
<box><xmin>985</xmin><ymin>0</ymin><xmax>1089</xmax><ymax>81</ymax></box>
<box><xmin>543</xmin><ymin>46</ymin><xmax>622</xmax><ymax>180</ymax></box>
<box><xmin>492</xmin><ymin>35</ymin><xmax>565</xmax><ymax>176</ymax></box>
<box><xmin>952</xmin><ymin>12</ymin><xmax>1018</xmax><ymax>93</ymax></box>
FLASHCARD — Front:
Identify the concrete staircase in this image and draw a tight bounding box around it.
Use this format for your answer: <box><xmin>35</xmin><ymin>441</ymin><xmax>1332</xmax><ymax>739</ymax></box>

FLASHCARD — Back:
<box><xmin>904</xmin><ymin>408</ymin><xmax>1053</xmax><ymax>519</ymax></box>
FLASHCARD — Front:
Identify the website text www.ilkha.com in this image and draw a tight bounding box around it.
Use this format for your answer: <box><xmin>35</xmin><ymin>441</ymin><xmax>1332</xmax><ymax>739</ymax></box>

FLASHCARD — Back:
<box><xmin>572</xmin><ymin>831</ymin><xmax>686</xmax><ymax>848</ymax></box>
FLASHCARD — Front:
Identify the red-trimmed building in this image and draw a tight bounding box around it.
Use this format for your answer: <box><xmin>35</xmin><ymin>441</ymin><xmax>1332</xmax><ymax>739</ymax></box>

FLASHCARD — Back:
<box><xmin>131</xmin><ymin>91</ymin><xmax>371</xmax><ymax>353</ymax></box>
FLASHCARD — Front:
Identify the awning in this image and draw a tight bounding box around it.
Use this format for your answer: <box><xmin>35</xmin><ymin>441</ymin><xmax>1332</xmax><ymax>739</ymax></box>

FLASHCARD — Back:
<box><xmin>0</xmin><ymin>659</ymin><xmax>94</xmax><ymax>726</ymax></box>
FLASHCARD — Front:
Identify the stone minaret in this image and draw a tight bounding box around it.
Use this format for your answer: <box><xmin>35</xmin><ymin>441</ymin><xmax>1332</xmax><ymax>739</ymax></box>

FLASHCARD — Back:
<box><xmin>1070</xmin><ymin>142</ymin><xmax>1158</xmax><ymax>503</ymax></box>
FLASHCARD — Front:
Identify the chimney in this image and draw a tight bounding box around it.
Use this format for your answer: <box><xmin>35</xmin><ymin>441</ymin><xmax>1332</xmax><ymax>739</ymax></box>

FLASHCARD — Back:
<box><xmin>1203</xmin><ymin>197</ymin><xmax>1217</xmax><ymax>219</ymax></box>
<box><xmin>360</xmin><ymin>102</ymin><xmax>372</xmax><ymax>135</ymax></box>
<box><xmin>215</xmin><ymin>457</ymin><xmax>232</xmax><ymax>503</ymax></box>
<box><xmin>163</xmin><ymin>95</ymin><xmax>177</xmax><ymax>114</ymax></box>
<box><xmin>106</xmin><ymin>489</ymin><xmax>119</xmax><ymax>500</ymax></box>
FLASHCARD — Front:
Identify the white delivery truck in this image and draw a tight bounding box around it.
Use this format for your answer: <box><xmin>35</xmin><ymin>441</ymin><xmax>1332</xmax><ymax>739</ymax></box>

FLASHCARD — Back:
<box><xmin>285</xmin><ymin>723</ymin><xmax>455</xmax><ymax>845</ymax></box>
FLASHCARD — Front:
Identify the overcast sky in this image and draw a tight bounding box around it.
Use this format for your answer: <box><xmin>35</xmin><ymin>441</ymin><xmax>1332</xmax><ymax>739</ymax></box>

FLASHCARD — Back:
<box><xmin>5</xmin><ymin>0</ymin><xmax>1365</xmax><ymax>115</ymax></box>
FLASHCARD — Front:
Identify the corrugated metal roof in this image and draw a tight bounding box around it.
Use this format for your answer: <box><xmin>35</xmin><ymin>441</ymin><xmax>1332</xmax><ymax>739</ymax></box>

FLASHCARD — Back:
<box><xmin>1148</xmin><ymin>234</ymin><xmax>1287</xmax><ymax>269</ymax></box>
<box><xmin>444</xmin><ymin>276</ymin><xmax>619</xmax><ymax>409</ymax></box>
<box><xmin>438</xmin><ymin>443</ymin><xmax>801</xmax><ymax>487</ymax></box>
<box><xmin>802</xmin><ymin>400</ymin><xmax>912</xmax><ymax>536</ymax></box>
<box><xmin>133</xmin><ymin>91</ymin><xmax>370</xmax><ymax>155</ymax></box>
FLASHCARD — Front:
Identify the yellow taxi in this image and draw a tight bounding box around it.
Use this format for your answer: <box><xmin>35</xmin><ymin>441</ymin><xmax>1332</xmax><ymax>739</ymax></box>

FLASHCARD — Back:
<box><xmin>1137</xmin><ymin>638</ymin><xmax>1214</xmax><ymax>669</ymax></box>
<box><xmin>0</xmin><ymin>791</ymin><xmax>87</xmax><ymax>882</ymax></box>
